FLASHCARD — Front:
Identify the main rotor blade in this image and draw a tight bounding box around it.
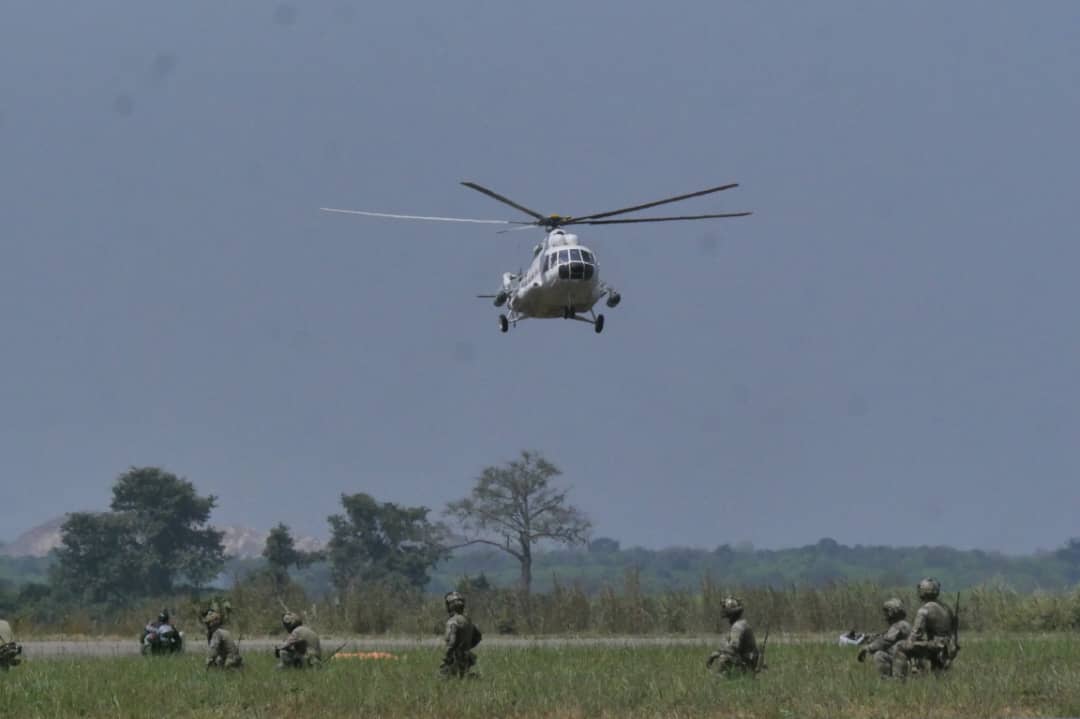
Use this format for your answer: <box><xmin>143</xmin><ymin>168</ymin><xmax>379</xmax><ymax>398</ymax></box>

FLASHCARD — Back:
<box><xmin>572</xmin><ymin>183</ymin><xmax>740</xmax><ymax>222</ymax></box>
<box><xmin>320</xmin><ymin>208</ymin><xmax>520</xmax><ymax>225</ymax></box>
<box><xmin>460</xmin><ymin>182</ymin><xmax>546</xmax><ymax>222</ymax></box>
<box><xmin>574</xmin><ymin>211</ymin><xmax>752</xmax><ymax>225</ymax></box>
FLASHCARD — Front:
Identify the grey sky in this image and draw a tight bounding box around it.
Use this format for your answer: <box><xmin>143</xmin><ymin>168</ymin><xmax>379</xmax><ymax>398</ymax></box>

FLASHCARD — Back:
<box><xmin>2</xmin><ymin>1</ymin><xmax>1078</xmax><ymax>553</ymax></box>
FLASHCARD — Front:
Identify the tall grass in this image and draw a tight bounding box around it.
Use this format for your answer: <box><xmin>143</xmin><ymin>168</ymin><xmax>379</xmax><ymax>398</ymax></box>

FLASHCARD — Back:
<box><xmin>10</xmin><ymin>573</ymin><xmax>1080</xmax><ymax>638</ymax></box>
<box><xmin>3</xmin><ymin>639</ymin><xmax>1080</xmax><ymax>718</ymax></box>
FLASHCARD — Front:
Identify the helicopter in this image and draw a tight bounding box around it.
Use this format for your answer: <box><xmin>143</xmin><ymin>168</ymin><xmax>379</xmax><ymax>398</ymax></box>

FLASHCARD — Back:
<box><xmin>321</xmin><ymin>181</ymin><xmax>750</xmax><ymax>334</ymax></box>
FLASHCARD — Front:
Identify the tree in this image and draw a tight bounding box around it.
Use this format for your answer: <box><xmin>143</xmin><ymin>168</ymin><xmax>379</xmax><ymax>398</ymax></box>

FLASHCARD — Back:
<box><xmin>326</xmin><ymin>493</ymin><xmax>447</xmax><ymax>592</ymax></box>
<box><xmin>53</xmin><ymin>467</ymin><xmax>225</xmax><ymax>603</ymax></box>
<box><xmin>263</xmin><ymin>523</ymin><xmax>321</xmax><ymax>592</ymax></box>
<box><xmin>445</xmin><ymin>451</ymin><xmax>591</xmax><ymax>596</ymax></box>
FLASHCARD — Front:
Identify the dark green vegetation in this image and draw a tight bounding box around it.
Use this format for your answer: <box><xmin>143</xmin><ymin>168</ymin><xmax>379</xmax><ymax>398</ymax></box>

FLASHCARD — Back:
<box><xmin>53</xmin><ymin>467</ymin><xmax>226</xmax><ymax>603</ymax></box>
<box><xmin>446</xmin><ymin>450</ymin><xmax>591</xmax><ymax>595</ymax></box>
<box><xmin>4</xmin><ymin>638</ymin><xmax>1080</xmax><ymax>718</ymax></box>
<box><xmin>5</xmin><ymin>459</ymin><xmax>1080</xmax><ymax>638</ymax></box>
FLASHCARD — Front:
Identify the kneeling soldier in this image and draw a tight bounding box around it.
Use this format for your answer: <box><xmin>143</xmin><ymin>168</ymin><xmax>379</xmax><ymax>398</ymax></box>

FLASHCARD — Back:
<box><xmin>858</xmin><ymin>598</ymin><xmax>910</xmax><ymax>678</ymax></box>
<box><xmin>275</xmin><ymin>612</ymin><xmax>322</xmax><ymax>669</ymax></box>
<box><xmin>894</xmin><ymin>577</ymin><xmax>958</xmax><ymax>678</ymax></box>
<box><xmin>707</xmin><ymin>596</ymin><xmax>759</xmax><ymax>677</ymax></box>
<box><xmin>204</xmin><ymin>610</ymin><xmax>243</xmax><ymax>669</ymax></box>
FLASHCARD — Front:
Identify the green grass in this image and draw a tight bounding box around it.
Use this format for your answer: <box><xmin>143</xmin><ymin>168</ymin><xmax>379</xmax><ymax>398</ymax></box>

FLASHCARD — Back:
<box><xmin>3</xmin><ymin>637</ymin><xmax>1080</xmax><ymax>718</ymax></box>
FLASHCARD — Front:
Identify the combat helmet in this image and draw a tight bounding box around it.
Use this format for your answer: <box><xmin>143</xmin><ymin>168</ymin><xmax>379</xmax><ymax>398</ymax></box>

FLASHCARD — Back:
<box><xmin>444</xmin><ymin>591</ymin><xmax>466</xmax><ymax>614</ymax></box>
<box><xmin>917</xmin><ymin>577</ymin><xmax>941</xmax><ymax>601</ymax></box>
<box><xmin>282</xmin><ymin>611</ymin><xmax>303</xmax><ymax>631</ymax></box>
<box><xmin>158</xmin><ymin>609</ymin><xmax>170</xmax><ymax>623</ymax></box>
<box><xmin>203</xmin><ymin>610</ymin><xmax>223</xmax><ymax>629</ymax></box>
<box><xmin>882</xmin><ymin>598</ymin><xmax>906</xmax><ymax>621</ymax></box>
<box><xmin>719</xmin><ymin>596</ymin><xmax>744</xmax><ymax>619</ymax></box>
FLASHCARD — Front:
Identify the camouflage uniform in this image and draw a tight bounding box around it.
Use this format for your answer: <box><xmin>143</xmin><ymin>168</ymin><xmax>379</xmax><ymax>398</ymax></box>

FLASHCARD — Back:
<box><xmin>894</xmin><ymin>578</ymin><xmax>957</xmax><ymax>677</ymax></box>
<box><xmin>203</xmin><ymin>611</ymin><xmax>243</xmax><ymax>669</ymax></box>
<box><xmin>275</xmin><ymin>612</ymin><xmax>322</xmax><ymax>669</ymax></box>
<box><xmin>439</xmin><ymin>592</ymin><xmax>481</xmax><ymax>679</ymax></box>
<box><xmin>858</xmin><ymin>599</ymin><xmax>911</xmax><ymax>678</ymax></box>
<box><xmin>707</xmin><ymin>597</ymin><xmax>759</xmax><ymax>677</ymax></box>
<box><xmin>0</xmin><ymin>619</ymin><xmax>22</xmax><ymax>671</ymax></box>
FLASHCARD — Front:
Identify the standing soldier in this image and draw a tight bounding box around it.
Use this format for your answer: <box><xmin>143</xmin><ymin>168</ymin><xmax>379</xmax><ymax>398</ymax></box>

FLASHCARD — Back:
<box><xmin>203</xmin><ymin>610</ymin><xmax>243</xmax><ymax>669</ymax></box>
<box><xmin>894</xmin><ymin>577</ymin><xmax>957</xmax><ymax>677</ymax></box>
<box><xmin>275</xmin><ymin>612</ymin><xmax>322</xmax><ymax>669</ymax></box>
<box><xmin>857</xmin><ymin>598</ymin><xmax>911</xmax><ymax>678</ymax></box>
<box><xmin>706</xmin><ymin>596</ymin><xmax>759</xmax><ymax>677</ymax></box>
<box><xmin>439</xmin><ymin>591</ymin><xmax>481</xmax><ymax>678</ymax></box>
<box><xmin>0</xmin><ymin>618</ymin><xmax>22</xmax><ymax>671</ymax></box>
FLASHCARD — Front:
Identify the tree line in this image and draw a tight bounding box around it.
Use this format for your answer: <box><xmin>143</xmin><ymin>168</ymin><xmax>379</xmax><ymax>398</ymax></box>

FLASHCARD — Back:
<box><xmin>34</xmin><ymin>450</ymin><xmax>588</xmax><ymax>609</ymax></box>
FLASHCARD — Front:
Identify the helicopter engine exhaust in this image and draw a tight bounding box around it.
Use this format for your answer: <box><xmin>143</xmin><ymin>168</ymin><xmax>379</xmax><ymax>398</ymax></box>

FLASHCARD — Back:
<box><xmin>606</xmin><ymin>291</ymin><xmax>622</xmax><ymax>308</ymax></box>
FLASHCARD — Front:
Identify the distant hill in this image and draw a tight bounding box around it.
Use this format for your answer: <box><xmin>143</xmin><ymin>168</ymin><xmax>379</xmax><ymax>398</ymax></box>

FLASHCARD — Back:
<box><xmin>0</xmin><ymin>516</ymin><xmax>323</xmax><ymax>559</ymax></box>
<box><xmin>0</xmin><ymin>516</ymin><xmax>67</xmax><ymax>558</ymax></box>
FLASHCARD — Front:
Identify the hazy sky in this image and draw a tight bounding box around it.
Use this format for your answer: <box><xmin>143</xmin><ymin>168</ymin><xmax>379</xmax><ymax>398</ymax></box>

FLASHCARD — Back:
<box><xmin>2</xmin><ymin>1</ymin><xmax>1079</xmax><ymax>553</ymax></box>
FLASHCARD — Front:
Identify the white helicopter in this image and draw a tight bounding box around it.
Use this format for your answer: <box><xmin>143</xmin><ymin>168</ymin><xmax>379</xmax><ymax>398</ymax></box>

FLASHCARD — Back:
<box><xmin>321</xmin><ymin>181</ymin><xmax>749</xmax><ymax>333</ymax></box>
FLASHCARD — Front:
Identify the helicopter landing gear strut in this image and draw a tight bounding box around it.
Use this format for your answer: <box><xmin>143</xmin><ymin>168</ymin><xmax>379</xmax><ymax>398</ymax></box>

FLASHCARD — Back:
<box><xmin>564</xmin><ymin>309</ymin><xmax>605</xmax><ymax>333</ymax></box>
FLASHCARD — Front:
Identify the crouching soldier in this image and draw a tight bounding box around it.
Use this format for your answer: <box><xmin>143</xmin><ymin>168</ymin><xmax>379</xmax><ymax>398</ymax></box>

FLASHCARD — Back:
<box><xmin>275</xmin><ymin>612</ymin><xmax>322</xmax><ymax>669</ymax></box>
<box><xmin>857</xmin><ymin>599</ymin><xmax>910</xmax><ymax>678</ymax></box>
<box><xmin>707</xmin><ymin>596</ymin><xmax>759</xmax><ymax>677</ymax></box>
<box><xmin>203</xmin><ymin>610</ymin><xmax>243</xmax><ymax>669</ymax></box>
<box><xmin>439</xmin><ymin>591</ymin><xmax>481</xmax><ymax>678</ymax></box>
<box><xmin>0</xmin><ymin>618</ymin><xmax>22</xmax><ymax>671</ymax></box>
<box><xmin>894</xmin><ymin>577</ymin><xmax>958</xmax><ymax>678</ymax></box>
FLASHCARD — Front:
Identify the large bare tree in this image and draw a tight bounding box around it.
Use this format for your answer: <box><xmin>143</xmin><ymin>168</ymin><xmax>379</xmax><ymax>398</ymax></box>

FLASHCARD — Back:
<box><xmin>445</xmin><ymin>451</ymin><xmax>590</xmax><ymax>595</ymax></box>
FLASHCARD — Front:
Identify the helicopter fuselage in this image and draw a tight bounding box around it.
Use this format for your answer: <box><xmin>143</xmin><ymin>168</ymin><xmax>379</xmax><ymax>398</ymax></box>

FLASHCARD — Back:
<box><xmin>505</xmin><ymin>230</ymin><xmax>608</xmax><ymax>319</ymax></box>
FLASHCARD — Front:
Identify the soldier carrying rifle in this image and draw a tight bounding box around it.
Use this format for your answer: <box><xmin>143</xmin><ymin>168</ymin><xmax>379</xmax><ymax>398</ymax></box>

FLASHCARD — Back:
<box><xmin>894</xmin><ymin>577</ymin><xmax>960</xmax><ymax>678</ymax></box>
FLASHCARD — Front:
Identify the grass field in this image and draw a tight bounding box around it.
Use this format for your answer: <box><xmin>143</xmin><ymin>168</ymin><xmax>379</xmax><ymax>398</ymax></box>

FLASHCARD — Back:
<box><xmin>3</xmin><ymin>636</ymin><xmax>1080</xmax><ymax>718</ymax></box>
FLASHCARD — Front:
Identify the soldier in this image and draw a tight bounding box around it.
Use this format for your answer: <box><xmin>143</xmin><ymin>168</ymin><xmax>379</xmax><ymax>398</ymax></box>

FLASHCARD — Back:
<box><xmin>0</xmin><ymin>618</ymin><xmax>23</xmax><ymax>671</ymax></box>
<box><xmin>857</xmin><ymin>598</ymin><xmax>911</xmax><ymax>678</ymax></box>
<box><xmin>706</xmin><ymin>596</ymin><xmax>759</xmax><ymax>677</ymax></box>
<box><xmin>439</xmin><ymin>591</ymin><xmax>481</xmax><ymax>679</ymax></box>
<box><xmin>894</xmin><ymin>577</ymin><xmax>957</xmax><ymax>678</ymax></box>
<box><xmin>203</xmin><ymin>610</ymin><xmax>243</xmax><ymax>670</ymax></box>
<box><xmin>275</xmin><ymin>611</ymin><xmax>322</xmax><ymax>669</ymax></box>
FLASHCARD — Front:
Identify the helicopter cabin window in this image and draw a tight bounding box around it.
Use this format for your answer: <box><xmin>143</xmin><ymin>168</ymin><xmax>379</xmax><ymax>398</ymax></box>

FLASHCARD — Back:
<box><xmin>581</xmin><ymin>250</ymin><xmax>594</xmax><ymax>264</ymax></box>
<box><xmin>570</xmin><ymin>249</ymin><xmax>582</xmax><ymax>261</ymax></box>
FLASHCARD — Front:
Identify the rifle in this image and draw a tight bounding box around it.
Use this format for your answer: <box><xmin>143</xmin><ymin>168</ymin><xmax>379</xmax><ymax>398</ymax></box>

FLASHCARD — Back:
<box><xmin>951</xmin><ymin>592</ymin><xmax>961</xmax><ymax>657</ymax></box>
<box><xmin>755</xmin><ymin>626</ymin><xmax>770</xmax><ymax>674</ymax></box>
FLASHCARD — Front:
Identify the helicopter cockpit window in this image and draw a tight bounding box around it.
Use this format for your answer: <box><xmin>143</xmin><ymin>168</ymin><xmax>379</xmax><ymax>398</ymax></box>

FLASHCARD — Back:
<box><xmin>553</xmin><ymin>247</ymin><xmax>595</xmax><ymax>280</ymax></box>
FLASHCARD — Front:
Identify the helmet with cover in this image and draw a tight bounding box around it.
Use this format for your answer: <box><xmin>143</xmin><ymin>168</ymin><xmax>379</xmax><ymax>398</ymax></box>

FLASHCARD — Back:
<box><xmin>720</xmin><ymin>596</ymin><xmax>744</xmax><ymax>619</ymax></box>
<box><xmin>444</xmin><ymin>591</ymin><xmax>466</xmax><ymax>614</ymax></box>
<box><xmin>917</xmin><ymin>577</ymin><xmax>941</xmax><ymax>601</ymax></box>
<box><xmin>281</xmin><ymin>611</ymin><xmax>303</xmax><ymax>631</ymax></box>
<box><xmin>882</xmin><ymin>598</ymin><xmax>906</xmax><ymax>621</ymax></box>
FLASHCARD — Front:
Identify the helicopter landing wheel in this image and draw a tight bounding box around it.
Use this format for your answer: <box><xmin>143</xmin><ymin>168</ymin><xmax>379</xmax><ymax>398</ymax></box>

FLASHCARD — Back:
<box><xmin>594</xmin><ymin>314</ymin><xmax>605</xmax><ymax>334</ymax></box>
<box><xmin>498</xmin><ymin>314</ymin><xmax>509</xmax><ymax>333</ymax></box>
